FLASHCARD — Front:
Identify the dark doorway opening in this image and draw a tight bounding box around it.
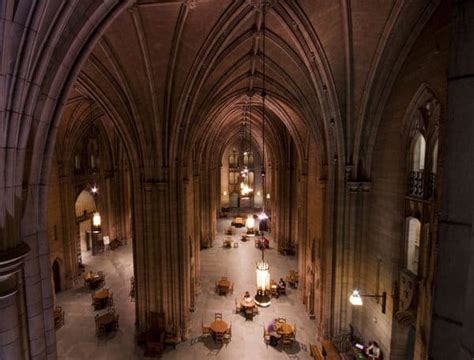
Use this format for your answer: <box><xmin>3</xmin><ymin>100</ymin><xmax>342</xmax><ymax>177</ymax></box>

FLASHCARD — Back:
<box><xmin>52</xmin><ymin>260</ymin><xmax>61</xmax><ymax>293</ymax></box>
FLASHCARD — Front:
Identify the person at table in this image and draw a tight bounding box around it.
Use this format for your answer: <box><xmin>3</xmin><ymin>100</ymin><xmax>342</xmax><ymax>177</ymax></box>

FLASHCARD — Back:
<box><xmin>263</xmin><ymin>237</ymin><xmax>270</xmax><ymax>248</ymax></box>
<box><xmin>277</xmin><ymin>278</ymin><xmax>286</xmax><ymax>294</ymax></box>
<box><xmin>366</xmin><ymin>341</ymin><xmax>381</xmax><ymax>359</ymax></box>
<box><xmin>267</xmin><ymin>320</ymin><xmax>280</xmax><ymax>346</ymax></box>
<box><xmin>244</xmin><ymin>291</ymin><xmax>251</xmax><ymax>299</ymax></box>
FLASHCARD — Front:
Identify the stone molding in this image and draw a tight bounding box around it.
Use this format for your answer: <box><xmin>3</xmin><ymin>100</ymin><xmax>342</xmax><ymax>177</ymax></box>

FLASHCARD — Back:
<box><xmin>0</xmin><ymin>242</ymin><xmax>30</xmax><ymax>277</ymax></box>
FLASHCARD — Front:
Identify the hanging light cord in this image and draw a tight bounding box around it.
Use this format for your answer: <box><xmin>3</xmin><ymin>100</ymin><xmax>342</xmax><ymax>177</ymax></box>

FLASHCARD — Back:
<box><xmin>262</xmin><ymin>3</ymin><xmax>267</xmax><ymax>212</ymax></box>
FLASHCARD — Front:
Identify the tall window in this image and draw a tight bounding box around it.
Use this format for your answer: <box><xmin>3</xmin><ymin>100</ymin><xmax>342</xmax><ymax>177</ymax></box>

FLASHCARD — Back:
<box><xmin>229</xmin><ymin>171</ymin><xmax>238</xmax><ymax>185</ymax></box>
<box><xmin>406</xmin><ymin>217</ymin><xmax>421</xmax><ymax>275</ymax></box>
<box><xmin>229</xmin><ymin>152</ymin><xmax>238</xmax><ymax>168</ymax></box>
<box><xmin>409</xmin><ymin>132</ymin><xmax>426</xmax><ymax>198</ymax></box>
<box><xmin>412</xmin><ymin>132</ymin><xmax>426</xmax><ymax>172</ymax></box>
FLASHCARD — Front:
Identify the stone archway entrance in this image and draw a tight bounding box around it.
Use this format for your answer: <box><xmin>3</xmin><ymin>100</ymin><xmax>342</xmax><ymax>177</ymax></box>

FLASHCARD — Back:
<box><xmin>52</xmin><ymin>259</ymin><xmax>61</xmax><ymax>293</ymax></box>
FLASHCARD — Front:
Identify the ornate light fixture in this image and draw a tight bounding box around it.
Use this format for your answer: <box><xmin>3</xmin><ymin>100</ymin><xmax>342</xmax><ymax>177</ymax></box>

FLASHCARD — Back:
<box><xmin>246</xmin><ymin>215</ymin><xmax>255</xmax><ymax>230</ymax></box>
<box><xmin>349</xmin><ymin>289</ymin><xmax>387</xmax><ymax>313</ymax></box>
<box><xmin>92</xmin><ymin>212</ymin><xmax>101</xmax><ymax>229</ymax></box>
<box><xmin>255</xmin><ymin>247</ymin><xmax>271</xmax><ymax>307</ymax></box>
<box><xmin>240</xmin><ymin>98</ymin><xmax>253</xmax><ymax>197</ymax></box>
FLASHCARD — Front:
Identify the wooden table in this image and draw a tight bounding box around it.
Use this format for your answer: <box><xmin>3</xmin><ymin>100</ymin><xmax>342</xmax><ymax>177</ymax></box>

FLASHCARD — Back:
<box><xmin>223</xmin><ymin>237</ymin><xmax>232</xmax><ymax>247</ymax></box>
<box><xmin>217</xmin><ymin>279</ymin><xmax>230</xmax><ymax>289</ymax></box>
<box><xmin>275</xmin><ymin>322</ymin><xmax>293</xmax><ymax>336</ymax></box>
<box><xmin>210</xmin><ymin>320</ymin><xmax>228</xmax><ymax>334</ymax></box>
<box><xmin>240</xmin><ymin>297</ymin><xmax>256</xmax><ymax>308</ymax></box>
<box><xmin>94</xmin><ymin>289</ymin><xmax>109</xmax><ymax>301</ymax></box>
<box><xmin>96</xmin><ymin>313</ymin><xmax>115</xmax><ymax>327</ymax></box>
<box><xmin>84</xmin><ymin>272</ymin><xmax>96</xmax><ymax>281</ymax></box>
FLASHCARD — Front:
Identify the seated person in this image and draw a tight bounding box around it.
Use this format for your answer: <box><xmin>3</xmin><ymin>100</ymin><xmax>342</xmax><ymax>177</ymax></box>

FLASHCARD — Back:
<box><xmin>244</xmin><ymin>291</ymin><xmax>251</xmax><ymax>299</ymax></box>
<box><xmin>277</xmin><ymin>278</ymin><xmax>286</xmax><ymax>294</ymax></box>
<box><xmin>263</xmin><ymin>237</ymin><xmax>270</xmax><ymax>248</ymax></box>
<box><xmin>366</xmin><ymin>341</ymin><xmax>381</xmax><ymax>359</ymax></box>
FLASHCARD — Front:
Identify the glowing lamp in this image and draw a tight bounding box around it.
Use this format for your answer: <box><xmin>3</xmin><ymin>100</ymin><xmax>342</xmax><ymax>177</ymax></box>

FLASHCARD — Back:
<box><xmin>92</xmin><ymin>212</ymin><xmax>101</xmax><ymax>227</ymax></box>
<box><xmin>91</xmin><ymin>185</ymin><xmax>98</xmax><ymax>194</ymax></box>
<box><xmin>349</xmin><ymin>290</ymin><xmax>363</xmax><ymax>306</ymax></box>
<box><xmin>246</xmin><ymin>216</ymin><xmax>255</xmax><ymax>229</ymax></box>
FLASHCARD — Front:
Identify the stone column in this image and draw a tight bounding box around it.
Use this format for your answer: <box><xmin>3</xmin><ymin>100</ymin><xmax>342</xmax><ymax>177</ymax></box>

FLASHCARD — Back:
<box><xmin>0</xmin><ymin>243</ymin><xmax>30</xmax><ymax>360</ymax></box>
<box><xmin>430</xmin><ymin>1</ymin><xmax>474</xmax><ymax>358</ymax></box>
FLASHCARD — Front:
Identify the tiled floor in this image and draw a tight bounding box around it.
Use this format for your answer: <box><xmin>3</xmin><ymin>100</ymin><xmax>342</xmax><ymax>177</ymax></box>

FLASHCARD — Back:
<box><xmin>55</xmin><ymin>217</ymin><xmax>318</xmax><ymax>359</ymax></box>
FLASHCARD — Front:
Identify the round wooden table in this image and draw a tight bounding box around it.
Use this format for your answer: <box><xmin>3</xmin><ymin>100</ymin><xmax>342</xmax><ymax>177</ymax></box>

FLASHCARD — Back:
<box><xmin>240</xmin><ymin>297</ymin><xmax>256</xmax><ymax>308</ymax></box>
<box><xmin>276</xmin><ymin>322</ymin><xmax>293</xmax><ymax>336</ymax></box>
<box><xmin>94</xmin><ymin>289</ymin><xmax>109</xmax><ymax>301</ymax></box>
<box><xmin>96</xmin><ymin>313</ymin><xmax>115</xmax><ymax>327</ymax></box>
<box><xmin>210</xmin><ymin>320</ymin><xmax>228</xmax><ymax>334</ymax></box>
<box><xmin>217</xmin><ymin>279</ymin><xmax>230</xmax><ymax>288</ymax></box>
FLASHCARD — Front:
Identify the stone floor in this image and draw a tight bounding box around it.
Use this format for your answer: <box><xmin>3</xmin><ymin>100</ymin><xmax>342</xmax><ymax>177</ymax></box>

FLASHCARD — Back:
<box><xmin>55</xmin><ymin>217</ymin><xmax>318</xmax><ymax>359</ymax></box>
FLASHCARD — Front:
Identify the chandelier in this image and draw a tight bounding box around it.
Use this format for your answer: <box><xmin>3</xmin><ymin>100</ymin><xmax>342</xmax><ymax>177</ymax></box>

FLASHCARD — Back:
<box><xmin>240</xmin><ymin>97</ymin><xmax>253</xmax><ymax>196</ymax></box>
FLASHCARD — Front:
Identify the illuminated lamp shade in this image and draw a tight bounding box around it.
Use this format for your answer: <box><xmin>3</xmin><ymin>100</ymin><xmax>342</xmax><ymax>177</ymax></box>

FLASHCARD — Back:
<box><xmin>92</xmin><ymin>212</ymin><xmax>101</xmax><ymax>227</ymax></box>
<box><xmin>223</xmin><ymin>191</ymin><xmax>228</xmax><ymax>196</ymax></box>
<box><xmin>255</xmin><ymin>260</ymin><xmax>271</xmax><ymax>307</ymax></box>
<box><xmin>266</xmin><ymin>193</ymin><xmax>270</xmax><ymax>199</ymax></box>
<box><xmin>91</xmin><ymin>185</ymin><xmax>98</xmax><ymax>194</ymax></box>
<box><xmin>246</xmin><ymin>216</ymin><xmax>255</xmax><ymax>229</ymax></box>
<box><xmin>256</xmin><ymin>191</ymin><xmax>261</xmax><ymax>196</ymax></box>
<box><xmin>349</xmin><ymin>290</ymin><xmax>363</xmax><ymax>306</ymax></box>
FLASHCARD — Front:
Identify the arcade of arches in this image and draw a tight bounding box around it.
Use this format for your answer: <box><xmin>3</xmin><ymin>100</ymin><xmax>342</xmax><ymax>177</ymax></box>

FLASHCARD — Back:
<box><xmin>1</xmin><ymin>1</ymin><xmax>474</xmax><ymax>359</ymax></box>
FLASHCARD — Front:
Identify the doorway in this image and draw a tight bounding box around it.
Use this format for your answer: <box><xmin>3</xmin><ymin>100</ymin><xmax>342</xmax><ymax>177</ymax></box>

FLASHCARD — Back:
<box><xmin>52</xmin><ymin>259</ymin><xmax>61</xmax><ymax>293</ymax></box>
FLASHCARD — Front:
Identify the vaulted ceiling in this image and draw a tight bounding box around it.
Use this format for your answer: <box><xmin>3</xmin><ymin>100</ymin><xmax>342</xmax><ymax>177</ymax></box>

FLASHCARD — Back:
<box><xmin>62</xmin><ymin>0</ymin><xmax>439</xmax><ymax>177</ymax></box>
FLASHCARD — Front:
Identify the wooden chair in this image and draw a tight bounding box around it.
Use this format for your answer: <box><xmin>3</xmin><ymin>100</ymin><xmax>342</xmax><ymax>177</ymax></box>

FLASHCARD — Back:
<box><xmin>281</xmin><ymin>334</ymin><xmax>293</xmax><ymax>346</ymax></box>
<box><xmin>108</xmin><ymin>307</ymin><xmax>115</xmax><ymax>315</ymax></box>
<box><xmin>244</xmin><ymin>308</ymin><xmax>254</xmax><ymax>320</ymax></box>
<box><xmin>277</xmin><ymin>317</ymin><xmax>287</xmax><ymax>323</ymax></box>
<box><xmin>214</xmin><ymin>312</ymin><xmax>222</xmax><ymax>320</ymax></box>
<box><xmin>233</xmin><ymin>241</ymin><xmax>239</xmax><ymax>248</ymax></box>
<box><xmin>144</xmin><ymin>330</ymin><xmax>165</xmax><ymax>357</ymax></box>
<box><xmin>108</xmin><ymin>292</ymin><xmax>114</xmax><ymax>307</ymax></box>
<box><xmin>263</xmin><ymin>326</ymin><xmax>271</xmax><ymax>345</ymax></box>
<box><xmin>235</xmin><ymin>299</ymin><xmax>241</xmax><ymax>313</ymax></box>
<box><xmin>54</xmin><ymin>306</ymin><xmax>65</xmax><ymax>329</ymax></box>
<box><xmin>201</xmin><ymin>320</ymin><xmax>211</xmax><ymax>337</ymax></box>
<box><xmin>113</xmin><ymin>314</ymin><xmax>120</xmax><ymax>331</ymax></box>
<box><xmin>252</xmin><ymin>306</ymin><xmax>259</xmax><ymax>315</ymax></box>
<box><xmin>228</xmin><ymin>282</ymin><xmax>234</xmax><ymax>294</ymax></box>
<box><xmin>215</xmin><ymin>332</ymin><xmax>225</xmax><ymax>343</ymax></box>
<box><xmin>223</xmin><ymin>325</ymin><xmax>232</xmax><ymax>343</ymax></box>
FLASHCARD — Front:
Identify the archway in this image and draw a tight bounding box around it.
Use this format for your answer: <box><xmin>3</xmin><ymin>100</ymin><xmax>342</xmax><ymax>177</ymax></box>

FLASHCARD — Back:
<box><xmin>75</xmin><ymin>189</ymin><xmax>97</xmax><ymax>260</ymax></box>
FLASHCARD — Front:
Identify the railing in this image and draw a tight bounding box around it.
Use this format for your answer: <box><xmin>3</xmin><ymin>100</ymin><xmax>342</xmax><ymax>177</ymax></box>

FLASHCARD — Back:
<box><xmin>409</xmin><ymin>171</ymin><xmax>424</xmax><ymax>198</ymax></box>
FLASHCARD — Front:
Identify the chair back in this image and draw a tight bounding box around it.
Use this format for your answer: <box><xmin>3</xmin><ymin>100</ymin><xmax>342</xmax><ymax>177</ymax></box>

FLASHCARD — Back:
<box><xmin>214</xmin><ymin>312</ymin><xmax>222</xmax><ymax>320</ymax></box>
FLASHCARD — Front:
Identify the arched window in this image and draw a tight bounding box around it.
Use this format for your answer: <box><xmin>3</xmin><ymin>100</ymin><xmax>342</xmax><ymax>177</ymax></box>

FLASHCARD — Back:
<box><xmin>406</xmin><ymin>217</ymin><xmax>421</xmax><ymax>275</ymax></box>
<box><xmin>229</xmin><ymin>153</ymin><xmax>238</xmax><ymax>168</ymax></box>
<box><xmin>248</xmin><ymin>171</ymin><xmax>255</xmax><ymax>187</ymax></box>
<box><xmin>412</xmin><ymin>132</ymin><xmax>426</xmax><ymax>172</ymax></box>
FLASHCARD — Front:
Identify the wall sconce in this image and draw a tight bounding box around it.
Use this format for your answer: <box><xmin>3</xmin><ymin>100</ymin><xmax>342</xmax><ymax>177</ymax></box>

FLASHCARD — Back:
<box><xmin>266</xmin><ymin>193</ymin><xmax>270</xmax><ymax>199</ymax></box>
<box><xmin>349</xmin><ymin>289</ymin><xmax>387</xmax><ymax>313</ymax></box>
<box><xmin>91</xmin><ymin>185</ymin><xmax>98</xmax><ymax>195</ymax></box>
<box><xmin>223</xmin><ymin>191</ymin><xmax>227</xmax><ymax>196</ymax></box>
<box><xmin>256</xmin><ymin>191</ymin><xmax>261</xmax><ymax>196</ymax></box>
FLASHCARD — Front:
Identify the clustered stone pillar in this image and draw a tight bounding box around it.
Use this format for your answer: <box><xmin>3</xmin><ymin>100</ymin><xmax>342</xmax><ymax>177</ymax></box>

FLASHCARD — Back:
<box><xmin>430</xmin><ymin>1</ymin><xmax>474</xmax><ymax>358</ymax></box>
<box><xmin>0</xmin><ymin>243</ymin><xmax>30</xmax><ymax>359</ymax></box>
